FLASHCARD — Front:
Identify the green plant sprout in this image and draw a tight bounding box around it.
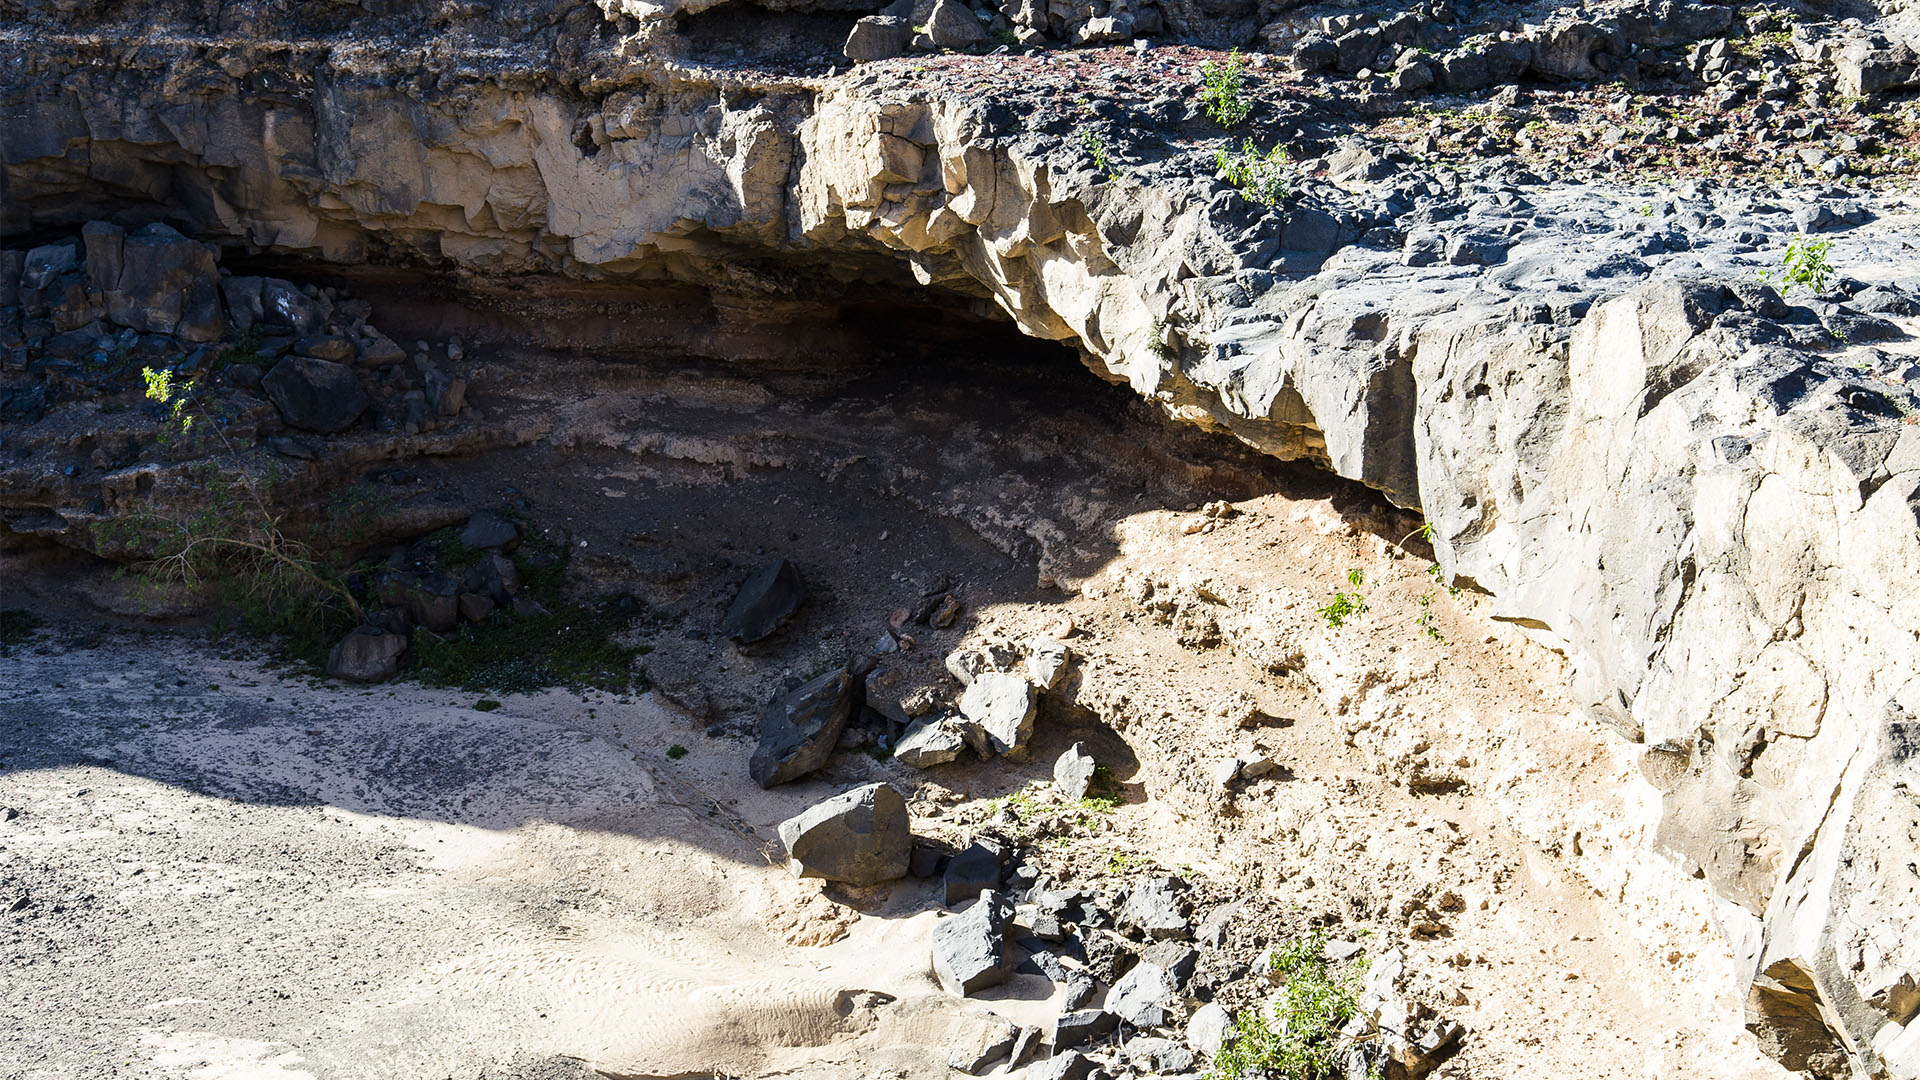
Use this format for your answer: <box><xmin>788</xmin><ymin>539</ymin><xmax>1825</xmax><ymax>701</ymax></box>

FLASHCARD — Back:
<box><xmin>1760</xmin><ymin>235</ymin><xmax>1833</xmax><ymax>294</ymax></box>
<box><xmin>1208</xmin><ymin>928</ymin><xmax>1379</xmax><ymax>1080</ymax></box>
<box><xmin>1215</xmin><ymin>139</ymin><xmax>1290</xmax><ymax>206</ymax></box>
<box><xmin>1200</xmin><ymin>49</ymin><xmax>1251</xmax><ymax>127</ymax></box>
<box><xmin>1079</xmin><ymin>127</ymin><xmax>1120</xmax><ymax>179</ymax></box>
<box><xmin>1319</xmin><ymin>569</ymin><xmax>1369</xmax><ymax>629</ymax></box>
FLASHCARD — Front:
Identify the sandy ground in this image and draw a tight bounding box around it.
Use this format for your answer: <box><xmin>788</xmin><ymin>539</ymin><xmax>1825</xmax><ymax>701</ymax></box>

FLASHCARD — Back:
<box><xmin>0</xmin><ymin>637</ymin><xmax>1048</xmax><ymax>1080</ymax></box>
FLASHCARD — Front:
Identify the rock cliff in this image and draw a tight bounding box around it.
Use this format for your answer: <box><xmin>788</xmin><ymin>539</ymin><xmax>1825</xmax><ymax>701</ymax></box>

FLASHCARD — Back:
<box><xmin>3</xmin><ymin>0</ymin><xmax>1919</xmax><ymax>1074</ymax></box>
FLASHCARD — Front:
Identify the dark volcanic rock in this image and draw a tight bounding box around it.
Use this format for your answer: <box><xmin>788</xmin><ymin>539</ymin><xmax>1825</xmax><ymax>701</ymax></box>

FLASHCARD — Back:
<box><xmin>103</xmin><ymin>223</ymin><xmax>223</xmax><ymax>342</ymax></box>
<box><xmin>262</xmin><ymin>355</ymin><xmax>369</xmax><ymax>434</ymax></box>
<box><xmin>1053</xmin><ymin>742</ymin><xmax>1098</xmax><ymax>799</ymax></box>
<box><xmin>1026</xmin><ymin>1050</ymin><xmax>1094</xmax><ymax>1080</ymax></box>
<box><xmin>722</xmin><ymin>558</ymin><xmax>805</xmax><ymax>643</ymax></box>
<box><xmin>326</xmin><ymin>627</ymin><xmax>407</xmax><ymax>683</ymax></box>
<box><xmin>749</xmin><ymin>666</ymin><xmax>856</xmax><ymax>787</ymax></box>
<box><xmin>845</xmin><ymin>15</ymin><xmax>911</xmax><ymax>62</ymax></box>
<box><xmin>925</xmin><ymin>0</ymin><xmax>990</xmax><ymax>49</ymax></box>
<box><xmin>1050</xmin><ymin>1009</ymin><xmax>1117</xmax><ymax>1050</ymax></box>
<box><xmin>944</xmin><ymin>840</ymin><xmax>1004</xmax><ymax>905</ymax></box>
<box><xmin>777</xmin><ymin>782</ymin><xmax>911</xmax><ymax>885</ymax></box>
<box><xmin>932</xmin><ymin>888</ymin><xmax>1012</xmax><ymax>995</ymax></box>
<box><xmin>460</xmin><ymin>510</ymin><xmax>521</xmax><ymax>552</ymax></box>
<box><xmin>1120</xmin><ymin>875</ymin><xmax>1190</xmax><ymax>940</ymax></box>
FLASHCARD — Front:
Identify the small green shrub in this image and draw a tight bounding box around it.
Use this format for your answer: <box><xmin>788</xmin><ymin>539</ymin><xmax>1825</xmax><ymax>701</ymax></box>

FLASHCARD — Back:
<box><xmin>985</xmin><ymin>790</ymin><xmax>1041</xmax><ymax>820</ymax></box>
<box><xmin>1416</xmin><ymin>592</ymin><xmax>1444</xmax><ymax>642</ymax></box>
<box><xmin>216</xmin><ymin>326</ymin><xmax>265</xmax><ymax>372</ymax></box>
<box><xmin>1318</xmin><ymin>569</ymin><xmax>1368</xmax><ymax>629</ymax></box>
<box><xmin>1215</xmin><ymin>139</ymin><xmax>1290</xmax><ymax>206</ymax></box>
<box><xmin>1079</xmin><ymin>128</ymin><xmax>1120</xmax><ymax>179</ymax></box>
<box><xmin>1200</xmin><ymin>49</ymin><xmax>1252</xmax><ymax>127</ymax></box>
<box><xmin>474</xmin><ymin>699</ymin><xmax>502</xmax><ymax>712</ymax></box>
<box><xmin>1762</xmin><ymin>235</ymin><xmax>1834</xmax><ymax>294</ymax></box>
<box><xmin>667</xmin><ymin>743</ymin><xmax>689</xmax><ymax>760</ymax></box>
<box><xmin>1209</xmin><ymin>929</ymin><xmax>1375</xmax><ymax>1080</ymax></box>
<box><xmin>129</xmin><ymin>368</ymin><xmax>367</xmax><ymax>630</ymax></box>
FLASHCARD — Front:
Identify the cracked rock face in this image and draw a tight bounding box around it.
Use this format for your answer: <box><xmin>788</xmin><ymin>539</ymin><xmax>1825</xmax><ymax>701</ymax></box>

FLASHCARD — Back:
<box><xmin>5</xmin><ymin>0</ymin><xmax>1920</xmax><ymax>1074</ymax></box>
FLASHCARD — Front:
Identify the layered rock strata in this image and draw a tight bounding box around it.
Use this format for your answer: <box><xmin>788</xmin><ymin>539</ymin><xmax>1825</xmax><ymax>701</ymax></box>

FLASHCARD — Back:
<box><xmin>4</xmin><ymin>4</ymin><xmax>1920</xmax><ymax>1075</ymax></box>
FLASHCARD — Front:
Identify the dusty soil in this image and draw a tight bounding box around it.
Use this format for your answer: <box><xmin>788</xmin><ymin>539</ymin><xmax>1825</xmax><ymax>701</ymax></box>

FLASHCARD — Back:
<box><xmin>2</xmin><ymin>329</ymin><xmax>1788</xmax><ymax>1079</ymax></box>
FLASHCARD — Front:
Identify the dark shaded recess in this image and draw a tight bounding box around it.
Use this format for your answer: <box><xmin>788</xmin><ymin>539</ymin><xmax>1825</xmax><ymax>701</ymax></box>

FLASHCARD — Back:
<box><xmin>676</xmin><ymin>0</ymin><xmax>886</xmax><ymax>64</ymax></box>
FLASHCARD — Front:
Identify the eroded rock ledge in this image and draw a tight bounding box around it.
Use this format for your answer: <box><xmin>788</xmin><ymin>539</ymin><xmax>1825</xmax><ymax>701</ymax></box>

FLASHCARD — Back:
<box><xmin>5</xmin><ymin>1</ymin><xmax>1920</xmax><ymax>1075</ymax></box>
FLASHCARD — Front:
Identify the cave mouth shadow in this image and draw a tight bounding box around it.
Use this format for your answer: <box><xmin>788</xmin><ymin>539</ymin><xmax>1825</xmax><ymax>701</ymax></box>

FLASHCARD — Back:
<box><xmin>1</xmin><ymin>255</ymin><xmax>1428</xmax><ymax>904</ymax></box>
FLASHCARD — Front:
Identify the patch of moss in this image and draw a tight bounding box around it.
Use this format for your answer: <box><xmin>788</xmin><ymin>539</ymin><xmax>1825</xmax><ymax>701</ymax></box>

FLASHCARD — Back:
<box><xmin>0</xmin><ymin>609</ymin><xmax>43</xmax><ymax>653</ymax></box>
<box><xmin>408</xmin><ymin>597</ymin><xmax>644</xmax><ymax>694</ymax></box>
<box><xmin>418</xmin><ymin>526</ymin><xmax>489</xmax><ymax>573</ymax></box>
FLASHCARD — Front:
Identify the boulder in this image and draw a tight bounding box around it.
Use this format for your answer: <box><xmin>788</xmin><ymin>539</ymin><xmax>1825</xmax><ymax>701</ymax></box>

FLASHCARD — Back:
<box><xmin>1186</xmin><ymin>1002</ymin><xmax>1232</xmax><ymax>1057</ymax></box>
<box><xmin>1835</xmin><ymin>36</ymin><xmax>1920</xmax><ymax>96</ymax></box>
<box><xmin>1121</xmin><ymin>875</ymin><xmax>1190</xmax><ymax>939</ymax></box>
<box><xmin>416</xmin><ymin>590</ymin><xmax>459</xmax><ymax>634</ymax></box>
<box><xmin>944</xmin><ymin>644</ymin><xmax>997</xmax><ymax>685</ymax></box>
<box><xmin>294</xmin><ymin>334</ymin><xmax>355</xmax><ymax>363</ymax></box>
<box><xmin>262</xmin><ymin>355</ymin><xmax>369</xmax><ymax>433</ymax></box>
<box><xmin>460</xmin><ymin>510</ymin><xmax>521</xmax><ymax>552</ymax></box>
<box><xmin>1332</xmin><ymin>27</ymin><xmax>1381</xmax><ymax>74</ymax></box>
<box><xmin>777</xmin><ymin>782</ymin><xmax>911</xmax><ymax>885</ymax></box>
<box><xmin>104</xmin><ymin>223</ymin><xmax>223</xmax><ymax>342</ymax></box>
<box><xmin>944</xmin><ymin>840</ymin><xmax>1003</xmax><ymax>905</ymax></box>
<box><xmin>925</xmin><ymin>0</ymin><xmax>991</xmax><ymax>49</ymax></box>
<box><xmin>722</xmin><ymin>558</ymin><xmax>805</xmax><ymax>643</ymax></box>
<box><xmin>1027</xmin><ymin>1051</ymin><xmax>1094</xmax><ymax>1080</ymax></box>
<box><xmin>325</xmin><ymin>627</ymin><xmax>407</xmax><ymax>683</ymax></box>
<box><xmin>44</xmin><ymin>273</ymin><xmax>100</xmax><ymax>333</ymax></box>
<box><xmin>750</xmin><ymin>667</ymin><xmax>855</xmax><ymax>787</ymax></box>
<box><xmin>1326</xmin><ymin>142</ymin><xmax>1396</xmax><ymax>186</ymax></box>
<box><xmin>1529</xmin><ymin>20</ymin><xmax>1623</xmax><ymax>81</ymax></box>
<box><xmin>932</xmin><ymin>888</ymin><xmax>1012</xmax><ymax>995</ymax></box>
<box><xmin>259</xmin><ymin>278</ymin><xmax>327</xmax><ymax>335</ymax></box>
<box><xmin>357</xmin><ymin>327</ymin><xmax>407</xmax><ymax>366</ymax></box>
<box><xmin>958</xmin><ymin>672</ymin><xmax>1036</xmax><ymax>757</ymax></box>
<box><xmin>457</xmin><ymin>592</ymin><xmax>494</xmax><ymax>623</ymax></box>
<box><xmin>894</xmin><ymin>715</ymin><xmax>969</xmax><ymax>767</ymax></box>
<box><xmin>1107</xmin><ymin>960</ymin><xmax>1174</xmax><ymax>1027</ymax></box>
<box><xmin>20</xmin><ymin>241</ymin><xmax>78</xmax><ymax>292</ymax></box>
<box><xmin>845</xmin><ymin>15</ymin><xmax>912</xmax><ymax>62</ymax></box>
<box><xmin>220</xmin><ymin>276</ymin><xmax>267</xmax><ymax>330</ymax></box>
<box><xmin>1024</xmin><ymin>636</ymin><xmax>1070</xmax><ymax>689</ymax></box>
<box><xmin>1051</xmin><ymin>1008</ymin><xmax>1118</xmax><ymax>1049</ymax></box>
<box><xmin>1391</xmin><ymin>60</ymin><xmax>1435</xmax><ymax>91</ymax></box>
<box><xmin>947</xmin><ymin>1012</ymin><xmax>1019</xmax><ymax>1074</ymax></box>
<box><xmin>1123</xmin><ymin>1036</ymin><xmax>1195</xmax><ymax>1073</ymax></box>
<box><xmin>1289</xmin><ymin>31</ymin><xmax>1339</xmax><ymax>73</ymax></box>
<box><xmin>461</xmin><ymin>552</ymin><xmax>521</xmax><ymax>605</ymax></box>
<box><xmin>1141</xmin><ymin>941</ymin><xmax>1200</xmax><ymax>987</ymax></box>
<box><xmin>1053</xmin><ymin>742</ymin><xmax>1098</xmax><ymax>800</ymax></box>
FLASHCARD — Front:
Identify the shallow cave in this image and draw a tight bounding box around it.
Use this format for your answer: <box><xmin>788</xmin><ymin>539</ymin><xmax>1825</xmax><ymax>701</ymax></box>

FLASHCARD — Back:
<box><xmin>674</xmin><ymin>0</ymin><xmax>885</xmax><ymax>68</ymax></box>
